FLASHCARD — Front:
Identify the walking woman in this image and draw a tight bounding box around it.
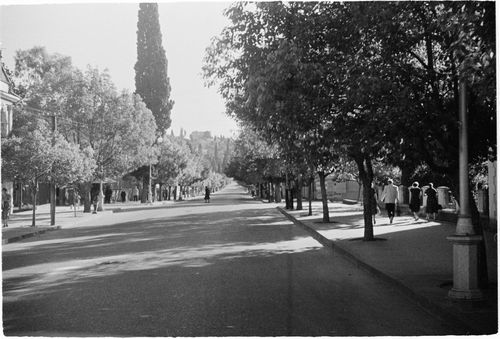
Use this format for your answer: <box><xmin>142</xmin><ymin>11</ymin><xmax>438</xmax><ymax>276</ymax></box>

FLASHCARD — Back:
<box><xmin>425</xmin><ymin>183</ymin><xmax>439</xmax><ymax>221</ymax></box>
<box><xmin>204</xmin><ymin>186</ymin><xmax>211</xmax><ymax>203</ymax></box>
<box><xmin>408</xmin><ymin>182</ymin><xmax>422</xmax><ymax>221</ymax></box>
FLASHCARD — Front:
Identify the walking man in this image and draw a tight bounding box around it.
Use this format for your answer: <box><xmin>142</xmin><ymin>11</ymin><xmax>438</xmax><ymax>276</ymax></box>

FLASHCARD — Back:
<box><xmin>132</xmin><ymin>186</ymin><xmax>139</xmax><ymax>202</ymax></box>
<box><xmin>381</xmin><ymin>178</ymin><xmax>399</xmax><ymax>224</ymax></box>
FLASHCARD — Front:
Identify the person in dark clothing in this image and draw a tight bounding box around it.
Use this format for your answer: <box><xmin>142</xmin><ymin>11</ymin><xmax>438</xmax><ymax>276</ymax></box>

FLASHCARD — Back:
<box><xmin>2</xmin><ymin>188</ymin><xmax>11</xmax><ymax>228</ymax></box>
<box><xmin>204</xmin><ymin>186</ymin><xmax>211</xmax><ymax>203</ymax></box>
<box><xmin>425</xmin><ymin>183</ymin><xmax>439</xmax><ymax>221</ymax></box>
<box><xmin>104</xmin><ymin>186</ymin><xmax>113</xmax><ymax>204</ymax></box>
<box><xmin>409</xmin><ymin>182</ymin><xmax>422</xmax><ymax>221</ymax></box>
<box><xmin>92</xmin><ymin>194</ymin><xmax>98</xmax><ymax>214</ymax></box>
<box><xmin>121</xmin><ymin>190</ymin><xmax>126</xmax><ymax>203</ymax></box>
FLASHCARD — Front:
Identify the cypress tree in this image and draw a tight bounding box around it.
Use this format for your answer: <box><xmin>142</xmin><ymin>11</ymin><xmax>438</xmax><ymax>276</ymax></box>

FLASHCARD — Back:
<box><xmin>135</xmin><ymin>2</ymin><xmax>174</xmax><ymax>134</ymax></box>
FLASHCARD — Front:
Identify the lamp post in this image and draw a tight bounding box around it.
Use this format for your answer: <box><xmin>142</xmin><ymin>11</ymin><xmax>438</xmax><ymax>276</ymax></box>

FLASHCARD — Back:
<box><xmin>147</xmin><ymin>136</ymin><xmax>163</xmax><ymax>203</ymax></box>
<box><xmin>447</xmin><ymin>79</ymin><xmax>482</xmax><ymax>300</ymax></box>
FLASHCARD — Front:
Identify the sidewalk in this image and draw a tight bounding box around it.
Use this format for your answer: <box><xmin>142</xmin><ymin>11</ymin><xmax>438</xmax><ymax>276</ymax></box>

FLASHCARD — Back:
<box><xmin>278</xmin><ymin>200</ymin><xmax>497</xmax><ymax>335</ymax></box>
<box><xmin>1</xmin><ymin>199</ymin><xmax>177</xmax><ymax>244</ymax></box>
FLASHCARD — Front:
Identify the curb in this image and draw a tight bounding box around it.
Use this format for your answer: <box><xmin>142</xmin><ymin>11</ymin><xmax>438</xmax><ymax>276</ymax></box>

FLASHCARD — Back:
<box><xmin>2</xmin><ymin>225</ymin><xmax>62</xmax><ymax>245</ymax></box>
<box><xmin>277</xmin><ymin>207</ymin><xmax>479</xmax><ymax>335</ymax></box>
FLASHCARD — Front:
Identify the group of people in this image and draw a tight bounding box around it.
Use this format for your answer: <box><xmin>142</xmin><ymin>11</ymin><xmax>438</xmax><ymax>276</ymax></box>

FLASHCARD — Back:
<box><xmin>371</xmin><ymin>179</ymin><xmax>441</xmax><ymax>224</ymax></box>
<box><xmin>119</xmin><ymin>186</ymin><xmax>140</xmax><ymax>203</ymax></box>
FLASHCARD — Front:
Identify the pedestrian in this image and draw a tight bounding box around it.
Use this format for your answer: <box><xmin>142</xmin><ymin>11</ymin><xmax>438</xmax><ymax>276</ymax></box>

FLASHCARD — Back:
<box><xmin>408</xmin><ymin>182</ymin><xmax>422</xmax><ymax>221</ymax></box>
<box><xmin>92</xmin><ymin>194</ymin><xmax>98</xmax><ymax>214</ymax></box>
<box><xmin>204</xmin><ymin>186</ymin><xmax>211</xmax><ymax>203</ymax></box>
<box><xmin>380</xmin><ymin>178</ymin><xmax>399</xmax><ymax>224</ymax></box>
<box><xmin>104</xmin><ymin>185</ymin><xmax>113</xmax><ymax>204</ymax></box>
<box><xmin>121</xmin><ymin>190</ymin><xmax>126</xmax><ymax>203</ymax></box>
<box><xmin>2</xmin><ymin>188</ymin><xmax>11</xmax><ymax>228</ymax></box>
<box><xmin>370</xmin><ymin>182</ymin><xmax>380</xmax><ymax>225</ymax></box>
<box><xmin>425</xmin><ymin>183</ymin><xmax>439</xmax><ymax>221</ymax></box>
<box><xmin>133</xmin><ymin>186</ymin><xmax>139</xmax><ymax>202</ymax></box>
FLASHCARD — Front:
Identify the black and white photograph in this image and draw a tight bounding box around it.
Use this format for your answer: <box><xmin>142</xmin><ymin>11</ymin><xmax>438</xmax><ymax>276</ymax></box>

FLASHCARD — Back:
<box><xmin>0</xmin><ymin>0</ymin><xmax>497</xmax><ymax>336</ymax></box>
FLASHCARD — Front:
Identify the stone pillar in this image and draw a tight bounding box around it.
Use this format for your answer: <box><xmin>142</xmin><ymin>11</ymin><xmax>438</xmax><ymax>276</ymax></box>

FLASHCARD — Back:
<box><xmin>447</xmin><ymin>235</ymin><xmax>483</xmax><ymax>299</ymax></box>
<box><xmin>477</xmin><ymin>188</ymin><xmax>489</xmax><ymax>215</ymax></box>
<box><xmin>421</xmin><ymin>185</ymin><xmax>429</xmax><ymax>208</ymax></box>
<box><xmin>487</xmin><ymin>161</ymin><xmax>497</xmax><ymax>229</ymax></box>
<box><xmin>437</xmin><ymin>186</ymin><xmax>450</xmax><ymax>209</ymax></box>
<box><xmin>398</xmin><ymin>185</ymin><xmax>408</xmax><ymax>204</ymax></box>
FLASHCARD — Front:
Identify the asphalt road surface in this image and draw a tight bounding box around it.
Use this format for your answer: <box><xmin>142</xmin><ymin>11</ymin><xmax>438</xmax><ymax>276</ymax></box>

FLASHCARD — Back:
<box><xmin>3</xmin><ymin>182</ymin><xmax>460</xmax><ymax>336</ymax></box>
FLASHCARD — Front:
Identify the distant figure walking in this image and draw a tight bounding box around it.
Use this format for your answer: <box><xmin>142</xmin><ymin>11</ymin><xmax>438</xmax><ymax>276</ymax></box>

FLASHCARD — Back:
<box><xmin>121</xmin><ymin>190</ymin><xmax>126</xmax><ymax>203</ymax></box>
<box><xmin>2</xmin><ymin>188</ymin><xmax>11</xmax><ymax>228</ymax></box>
<box><xmin>204</xmin><ymin>186</ymin><xmax>211</xmax><ymax>203</ymax></box>
<box><xmin>71</xmin><ymin>190</ymin><xmax>81</xmax><ymax>212</ymax></box>
<box><xmin>409</xmin><ymin>182</ymin><xmax>422</xmax><ymax>221</ymax></box>
<box><xmin>92</xmin><ymin>194</ymin><xmax>98</xmax><ymax>214</ymax></box>
<box><xmin>133</xmin><ymin>186</ymin><xmax>139</xmax><ymax>202</ymax></box>
<box><xmin>381</xmin><ymin>178</ymin><xmax>399</xmax><ymax>224</ymax></box>
<box><xmin>425</xmin><ymin>183</ymin><xmax>439</xmax><ymax>221</ymax></box>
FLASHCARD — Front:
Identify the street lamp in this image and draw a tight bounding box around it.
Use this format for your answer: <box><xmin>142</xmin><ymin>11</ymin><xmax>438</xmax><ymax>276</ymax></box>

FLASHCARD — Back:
<box><xmin>148</xmin><ymin>136</ymin><xmax>163</xmax><ymax>203</ymax></box>
<box><xmin>447</xmin><ymin>79</ymin><xmax>482</xmax><ymax>300</ymax></box>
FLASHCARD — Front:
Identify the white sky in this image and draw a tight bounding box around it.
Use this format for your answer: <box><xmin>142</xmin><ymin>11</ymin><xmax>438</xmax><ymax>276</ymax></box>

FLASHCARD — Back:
<box><xmin>0</xmin><ymin>0</ymin><xmax>239</xmax><ymax>138</ymax></box>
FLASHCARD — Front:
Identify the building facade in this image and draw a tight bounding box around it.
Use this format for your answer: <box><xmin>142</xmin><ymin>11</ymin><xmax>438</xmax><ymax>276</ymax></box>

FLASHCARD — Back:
<box><xmin>1</xmin><ymin>59</ymin><xmax>21</xmax><ymax>213</ymax></box>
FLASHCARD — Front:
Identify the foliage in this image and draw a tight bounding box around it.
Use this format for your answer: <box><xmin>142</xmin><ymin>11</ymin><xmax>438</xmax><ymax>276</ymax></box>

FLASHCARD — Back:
<box><xmin>1</xmin><ymin>114</ymin><xmax>96</xmax><ymax>224</ymax></box>
<box><xmin>204</xmin><ymin>1</ymin><xmax>495</xmax><ymax>238</ymax></box>
<box><xmin>188</xmin><ymin>131</ymin><xmax>234</xmax><ymax>174</ymax></box>
<box><xmin>135</xmin><ymin>3</ymin><xmax>174</xmax><ymax>134</ymax></box>
<box><xmin>224</xmin><ymin>128</ymin><xmax>283</xmax><ymax>185</ymax></box>
<box><xmin>156</xmin><ymin>135</ymin><xmax>190</xmax><ymax>186</ymax></box>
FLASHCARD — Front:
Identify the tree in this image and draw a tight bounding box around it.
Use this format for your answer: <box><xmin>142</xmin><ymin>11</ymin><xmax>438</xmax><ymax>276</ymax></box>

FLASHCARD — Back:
<box><xmin>13</xmin><ymin>47</ymin><xmax>158</xmax><ymax>211</ymax></box>
<box><xmin>135</xmin><ymin>2</ymin><xmax>174</xmax><ymax>134</ymax></box>
<box><xmin>61</xmin><ymin>67</ymin><xmax>157</xmax><ymax>209</ymax></box>
<box><xmin>205</xmin><ymin>1</ymin><xmax>495</xmax><ymax>238</ymax></box>
<box><xmin>204</xmin><ymin>2</ymin><xmax>343</xmax><ymax>221</ymax></box>
<box><xmin>156</xmin><ymin>135</ymin><xmax>190</xmax><ymax>199</ymax></box>
<box><xmin>1</xmin><ymin>116</ymin><xmax>95</xmax><ymax>226</ymax></box>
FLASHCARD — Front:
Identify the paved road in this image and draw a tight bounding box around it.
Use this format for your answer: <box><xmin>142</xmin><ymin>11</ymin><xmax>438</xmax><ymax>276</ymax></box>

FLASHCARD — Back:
<box><xmin>3</xmin><ymin>182</ymin><xmax>459</xmax><ymax>336</ymax></box>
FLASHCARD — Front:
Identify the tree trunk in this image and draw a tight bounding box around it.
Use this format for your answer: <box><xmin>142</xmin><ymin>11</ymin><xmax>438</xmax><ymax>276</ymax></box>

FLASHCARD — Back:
<box><xmin>141</xmin><ymin>176</ymin><xmax>148</xmax><ymax>203</ymax></box>
<box><xmin>354</xmin><ymin>154</ymin><xmax>375</xmax><ymax>241</ymax></box>
<box><xmin>83</xmin><ymin>182</ymin><xmax>91</xmax><ymax>213</ymax></box>
<box><xmin>97</xmin><ymin>182</ymin><xmax>104</xmax><ymax>211</ymax></box>
<box><xmin>274</xmin><ymin>182</ymin><xmax>281</xmax><ymax>203</ymax></box>
<box><xmin>50</xmin><ymin>180</ymin><xmax>56</xmax><ymax>225</ymax></box>
<box><xmin>318</xmin><ymin>171</ymin><xmax>329</xmax><ymax>222</ymax></box>
<box><xmin>168</xmin><ymin>186</ymin><xmax>171</xmax><ymax>200</ymax></box>
<box><xmin>31</xmin><ymin>180</ymin><xmax>38</xmax><ymax>227</ymax></box>
<box><xmin>296</xmin><ymin>175</ymin><xmax>303</xmax><ymax>210</ymax></box>
<box><xmin>308</xmin><ymin>177</ymin><xmax>313</xmax><ymax>216</ymax></box>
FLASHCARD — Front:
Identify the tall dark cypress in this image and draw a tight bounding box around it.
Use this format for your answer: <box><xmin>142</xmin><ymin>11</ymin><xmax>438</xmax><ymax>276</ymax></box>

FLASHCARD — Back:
<box><xmin>135</xmin><ymin>3</ymin><xmax>174</xmax><ymax>134</ymax></box>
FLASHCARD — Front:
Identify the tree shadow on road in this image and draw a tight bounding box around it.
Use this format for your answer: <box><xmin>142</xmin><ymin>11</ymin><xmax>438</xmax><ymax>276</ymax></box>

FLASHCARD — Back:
<box><xmin>2</xmin><ymin>203</ymin><xmax>323</xmax><ymax>306</ymax></box>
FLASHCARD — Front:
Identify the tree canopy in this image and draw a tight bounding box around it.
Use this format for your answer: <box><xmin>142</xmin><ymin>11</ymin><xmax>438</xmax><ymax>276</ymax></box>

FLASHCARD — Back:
<box><xmin>135</xmin><ymin>3</ymin><xmax>174</xmax><ymax>134</ymax></box>
<box><xmin>204</xmin><ymin>1</ymin><xmax>495</xmax><ymax>239</ymax></box>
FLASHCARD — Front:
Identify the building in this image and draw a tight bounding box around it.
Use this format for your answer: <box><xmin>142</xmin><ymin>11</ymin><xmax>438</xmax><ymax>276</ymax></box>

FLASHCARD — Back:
<box><xmin>1</xmin><ymin>57</ymin><xmax>21</xmax><ymax>213</ymax></box>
